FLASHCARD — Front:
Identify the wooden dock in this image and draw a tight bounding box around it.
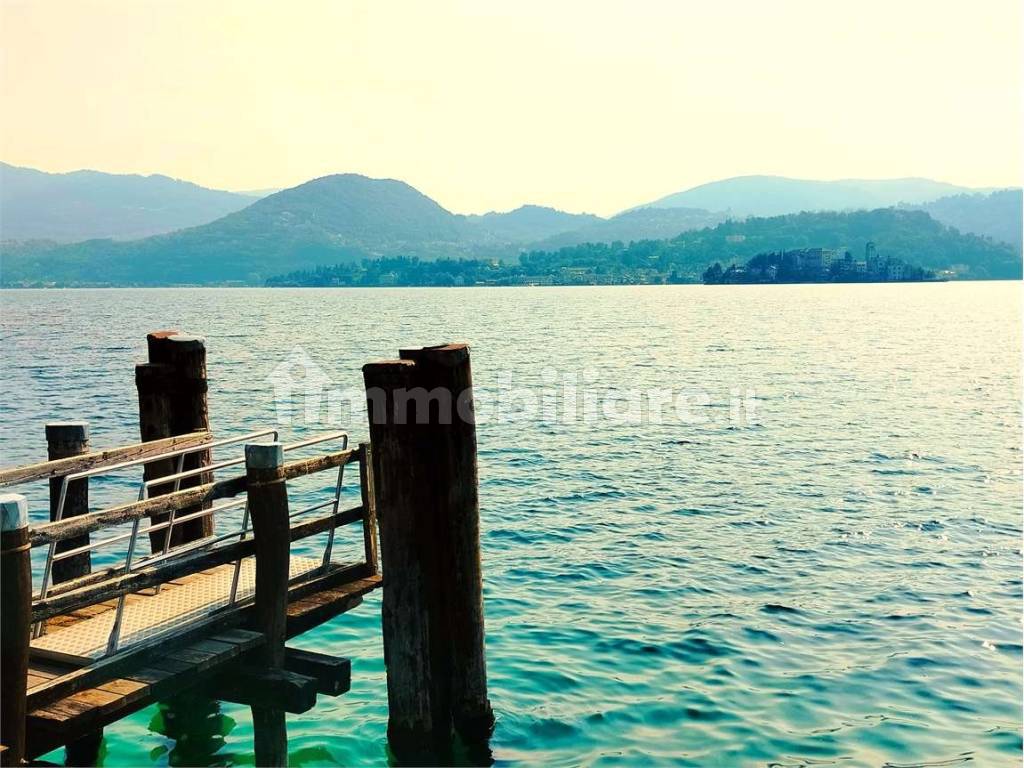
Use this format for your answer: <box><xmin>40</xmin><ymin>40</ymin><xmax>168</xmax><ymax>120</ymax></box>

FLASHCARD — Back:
<box><xmin>0</xmin><ymin>332</ymin><xmax>493</xmax><ymax>767</ymax></box>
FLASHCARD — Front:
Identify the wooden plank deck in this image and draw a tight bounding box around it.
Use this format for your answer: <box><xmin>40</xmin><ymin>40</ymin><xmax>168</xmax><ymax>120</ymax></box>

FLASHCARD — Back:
<box><xmin>24</xmin><ymin>571</ymin><xmax>382</xmax><ymax>760</ymax></box>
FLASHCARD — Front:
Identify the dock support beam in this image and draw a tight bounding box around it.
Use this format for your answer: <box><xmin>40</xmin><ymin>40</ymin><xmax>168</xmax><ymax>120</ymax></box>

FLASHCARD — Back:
<box><xmin>245</xmin><ymin>442</ymin><xmax>291</xmax><ymax>768</ymax></box>
<box><xmin>46</xmin><ymin>423</ymin><xmax>104</xmax><ymax>766</ymax></box>
<box><xmin>136</xmin><ymin>330</ymin><xmax>213</xmax><ymax>550</ymax></box>
<box><xmin>1</xmin><ymin>494</ymin><xmax>31</xmax><ymax>767</ymax></box>
<box><xmin>363</xmin><ymin>343</ymin><xmax>493</xmax><ymax>760</ymax></box>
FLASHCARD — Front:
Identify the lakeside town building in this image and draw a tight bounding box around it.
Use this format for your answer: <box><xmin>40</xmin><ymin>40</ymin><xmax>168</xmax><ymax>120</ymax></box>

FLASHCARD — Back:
<box><xmin>704</xmin><ymin>243</ymin><xmax>933</xmax><ymax>284</ymax></box>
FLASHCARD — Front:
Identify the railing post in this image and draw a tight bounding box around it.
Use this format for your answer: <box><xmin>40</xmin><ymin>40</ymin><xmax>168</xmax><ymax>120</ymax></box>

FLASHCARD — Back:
<box><xmin>1</xmin><ymin>494</ymin><xmax>31</xmax><ymax>767</ymax></box>
<box><xmin>358</xmin><ymin>442</ymin><xmax>379</xmax><ymax>574</ymax></box>
<box><xmin>136</xmin><ymin>330</ymin><xmax>213</xmax><ymax>550</ymax></box>
<box><xmin>46</xmin><ymin>422</ymin><xmax>103</xmax><ymax>764</ymax></box>
<box><xmin>362</xmin><ymin>343</ymin><xmax>493</xmax><ymax>759</ymax></box>
<box><xmin>244</xmin><ymin>442</ymin><xmax>290</xmax><ymax>767</ymax></box>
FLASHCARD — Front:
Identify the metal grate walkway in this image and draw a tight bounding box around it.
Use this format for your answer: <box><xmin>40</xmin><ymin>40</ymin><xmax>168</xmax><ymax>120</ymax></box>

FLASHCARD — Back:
<box><xmin>31</xmin><ymin>555</ymin><xmax>324</xmax><ymax>663</ymax></box>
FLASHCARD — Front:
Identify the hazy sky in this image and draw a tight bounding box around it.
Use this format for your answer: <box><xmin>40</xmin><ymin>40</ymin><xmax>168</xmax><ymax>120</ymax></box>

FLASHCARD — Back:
<box><xmin>2</xmin><ymin>0</ymin><xmax>1020</xmax><ymax>215</ymax></box>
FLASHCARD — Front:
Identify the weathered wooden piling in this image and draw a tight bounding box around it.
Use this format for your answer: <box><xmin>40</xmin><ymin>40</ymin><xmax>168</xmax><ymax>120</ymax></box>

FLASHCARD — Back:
<box><xmin>1</xmin><ymin>494</ymin><xmax>31</xmax><ymax>767</ymax></box>
<box><xmin>362</xmin><ymin>343</ymin><xmax>493</xmax><ymax>757</ymax></box>
<box><xmin>400</xmin><ymin>345</ymin><xmax>492</xmax><ymax>743</ymax></box>
<box><xmin>147</xmin><ymin>331</ymin><xmax>211</xmax><ymax>442</ymax></box>
<box><xmin>363</xmin><ymin>357</ymin><xmax>436</xmax><ymax>752</ymax></box>
<box><xmin>136</xmin><ymin>330</ymin><xmax>213</xmax><ymax>548</ymax></box>
<box><xmin>46</xmin><ymin>423</ymin><xmax>91</xmax><ymax>591</ymax></box>
<box><xmin>46</xmin><ymin>422</ymin><xmax>104</xmax><ymax>765</ymax></box>
<box><xmin>245</xmin><ymin>442</ymin><xmax>291</xmax><ymax>768</ymax></box>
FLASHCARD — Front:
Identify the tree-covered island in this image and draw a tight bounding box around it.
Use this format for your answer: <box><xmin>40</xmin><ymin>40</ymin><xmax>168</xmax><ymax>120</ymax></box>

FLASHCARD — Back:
<box><xmin>702</xmin><ymin>243</ymin><xmax>938</xmax><ymax>284</ymax></box>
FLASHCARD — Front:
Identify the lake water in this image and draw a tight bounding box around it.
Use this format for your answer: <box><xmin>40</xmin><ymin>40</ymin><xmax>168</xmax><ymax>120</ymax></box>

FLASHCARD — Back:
<box><xmin>1</xmin><ymin>283</ymin><xmax>1021</xmax><ymax>767</ymax></box>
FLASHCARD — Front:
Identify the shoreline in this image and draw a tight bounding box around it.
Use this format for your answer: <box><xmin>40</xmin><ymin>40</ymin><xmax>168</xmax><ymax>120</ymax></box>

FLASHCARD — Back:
<box><xmin>4</xmin><ymin>277</ymin><xmax>1019</xmax><ymax>290</ymax></box>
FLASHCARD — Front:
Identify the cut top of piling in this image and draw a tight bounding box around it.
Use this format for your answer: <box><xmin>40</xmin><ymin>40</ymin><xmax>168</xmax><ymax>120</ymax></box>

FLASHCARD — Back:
<box><xmin>398</xmin><ymin>343</ymin><xmax>470</xmax><ymax>367</ymax></box>
<box><xmin>245</xmin><ymin>442</ymin><xmax>284</xmax><ymax>469</ymax></box>
<box><xmin>45</xmin><ymin>422</ymin><xmax>90</xmax><ymax>443</ymax></box>
<box><xmin>363</xmin><ymin>343</ymin><xmax>470</xmax><ymax>379</ymax></box>
<box><xmin>146</xmin><ymin>329</ymin><xmax>206</xmax><ymax>358</ymax></box>
<box><xmin>1</xmin><ymin>493</ymin><xmax>28</xmax><ymax>531</ymax></box>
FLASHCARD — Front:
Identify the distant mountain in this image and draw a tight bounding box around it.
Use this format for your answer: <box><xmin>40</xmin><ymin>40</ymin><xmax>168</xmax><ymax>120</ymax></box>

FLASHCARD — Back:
<box><xmin>4</xmin><ymin>170</ymin><xmax>1018</xmax><ymax>286</ymax></box>
<box><xmin>462</xmin><ymin>205</ymin><xmax>601</xmax><ymax>243</ymax></box>
<box><xmin>535</xmin><ymin>207</ymin><xmax>727</xmax><ymax>249</ymax></box>
<box><xmin>637</xmin><ymin>175</ymin><xmax>988</xmax><ymax>217</ymax></box>
<box><xmin>0</xmin><ymin>173</ymin><xmax>726</xmax><ymax>285</ymax></box>
<box><xmin>1</xmin><ymin>174</ymin><xmax>476</xmax><ymax>285</ymax></box>
<box><xmin>908</xmin><ymin>189</ymin><xmax>1022</xmax><ymax>253</ymax></box>
<box><xmin>0</xmin><ymin>162</ymin><xmax>255</xmax><ymax>242</ymax></box>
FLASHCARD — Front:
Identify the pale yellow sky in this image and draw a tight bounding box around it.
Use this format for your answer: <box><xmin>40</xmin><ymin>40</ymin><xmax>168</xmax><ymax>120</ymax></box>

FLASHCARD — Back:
<box><xmin>1</xmin><ymin>0</ymin><xmax>1020</xmax><ymax>215</ymax></box>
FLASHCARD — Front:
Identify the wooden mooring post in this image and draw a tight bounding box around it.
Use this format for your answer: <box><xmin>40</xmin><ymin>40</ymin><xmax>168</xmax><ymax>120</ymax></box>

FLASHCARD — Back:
<box><xmin>363</xmin><ymin>343</ymin><xmax>493</xmax><ymax>759</ymax></box>
<box><xmin>245</xmin><ymin>442</ymin><xmax>291</xmax><ymax>768</ymax></box>
<box><xmin>46</xmin><ymin>422</ymin><xmax>104</xmax><ymax>765</ymax></box>
<box><xmin>135</xmin><ymin>330</ymin><xmax>224</xmax><ymax>768</ymax></box>
<box><xmin>136</xmin><ymin>330</ymin><xmax>213</xmax><ymax>549</ymax></box>
<box><xmin>47</xmin><ymin>422</ymin><xmax>92</xmax><ymax>583</ymax></box>
<box><xmin>1</xmin><ymin>494</ymin><xmax>31</xmax><ymax>767</ymax></box>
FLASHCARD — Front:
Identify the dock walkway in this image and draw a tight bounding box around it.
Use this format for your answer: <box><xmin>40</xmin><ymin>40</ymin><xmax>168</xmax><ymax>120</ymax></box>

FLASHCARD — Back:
<box><xmin>1</xmin><ymin>429</ymin><xmax>381</xmax><ymax>764</ymax></box>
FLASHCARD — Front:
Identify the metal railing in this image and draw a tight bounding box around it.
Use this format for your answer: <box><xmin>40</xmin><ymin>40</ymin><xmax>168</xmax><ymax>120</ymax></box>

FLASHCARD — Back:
<box><xmin>35</xmin><ymin>429</ymin><xmax>279</xmax><ymax>619</ymax></box>
<box><xmin>100</xmin><ymin>430</ymin><xmax>350</xmax><ymax>654</ymax></box>
<box><xmin>25</xmin><ymin>426</ymin><xmax>358</xmax><ymax>658</ymax></box>
<box><xmin>37</xmin><ymin>430</ymin><xmax>278</xmax><ymax>610</ymax></box>
<box><xmin>32</xmin><ymin>431</ymin><xmax>267</xmax><ymax>642</ymax></box>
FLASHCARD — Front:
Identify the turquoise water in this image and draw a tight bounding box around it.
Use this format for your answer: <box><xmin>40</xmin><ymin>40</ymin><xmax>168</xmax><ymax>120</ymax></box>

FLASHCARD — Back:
<box><xmin>1</xmin><ymin>283</ymin><xmax>1021</xmax><ymax>767</ymax></box>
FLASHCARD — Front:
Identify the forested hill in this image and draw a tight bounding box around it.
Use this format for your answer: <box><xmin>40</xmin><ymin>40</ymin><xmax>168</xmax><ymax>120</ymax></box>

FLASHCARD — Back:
<box><xmin>267</xmin><ymin>208</ymin><xmax>1021</xmax><ymax>287</ymax></box>
<box><xmin>0</xmin><ymin>174</ymin><xmax>703</xmax><ymax>285</ymax></box>
<box><xmin>4</xmin><ymin>189</ymin><xmax>1018</xmax><ymax>285</ymax></box>
<box><xmin>0</xmin><ymin>174</ymin><xmax>470</xmax><ymax>285</ymax></box>
<box><xmin>910</xmin><ymin>189</ymin><xmax>1022</xmax><ymax>255</ymax></box>
<box><xmin>514</xmin><ymin>208</ymin><xmax>1020</xmax><ymax>281</ymax></box>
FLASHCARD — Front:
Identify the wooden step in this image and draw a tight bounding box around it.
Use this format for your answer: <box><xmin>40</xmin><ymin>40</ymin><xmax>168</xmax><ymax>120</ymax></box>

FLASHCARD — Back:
<box><xmin>23</xmin><ymin>573</ymin><xmax>382</xmax><ymax>761</ymax></box>
<box><xmin>286</xmin><ymin>575</ymin><xmax>381</xmax><ymax>637</ymax></box>
<box><xmin>26</xmin><ymin>629</ymin><xmax>264</xmax><ymax>759</ymax></box>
